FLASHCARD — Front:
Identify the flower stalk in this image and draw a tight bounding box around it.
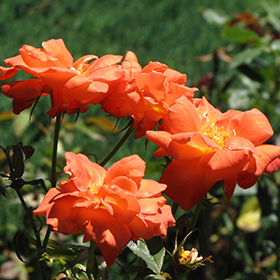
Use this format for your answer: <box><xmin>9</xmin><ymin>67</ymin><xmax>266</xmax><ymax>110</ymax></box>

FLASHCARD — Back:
<box><xmin>99</xmin><ymin>119</ymin><xmax>134</xmax><ymax>167</ymax></box>
<box><xmin>43</xmin><ymin>113</ymin><xmax>62</xmax><ymax>251</ymax></box>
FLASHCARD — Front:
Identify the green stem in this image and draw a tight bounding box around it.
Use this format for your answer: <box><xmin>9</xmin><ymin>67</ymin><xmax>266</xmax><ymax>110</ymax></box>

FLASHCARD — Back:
<box><xmin>276</xmin><ymin>185</ymin><xmax>280</xmax><ymax>271</ymax></box>
<box><xmin>51</xmin><ymin>113</ymin><xmax>62</xmax><ymax>188</ymax></box>
<box><xmin>86</xmin><ymin>241</ymin><xmax>97</xmax><ymax>280</ymax></box>
<box><xmin>187</xmin><ymin>197</ymin><xmax>205</xmax><ymax>233</ymax></box>
<box><xmin>99</xmin><ymin>119</ymin><xmax>134</xmax><ymax>167</ymax></box>
<box><xmin>43</xmin><ymin>114</ymin><xmax>62</xmax><ymax>251</ymax></box>
<box><xmin>16</xmin><ymin>189</ymin><xmax>48</xmax><ymax>280</ymax></box>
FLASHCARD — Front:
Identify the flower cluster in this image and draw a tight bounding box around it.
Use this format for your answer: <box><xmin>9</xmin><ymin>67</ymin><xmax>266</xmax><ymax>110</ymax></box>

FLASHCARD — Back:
<box><xmin>2</xmin><ymin>38</ymin><xmax>280</xmax><ymax>269</ymax></box>
<box><xmin>0</xmin><ymin>39</ymin><xmax>196</xmax><ymax>137</ymax></box>
<box><xmin>33</xmin><ymin>153</ymin><xmax>175</xmax><ymax>267</ymax></box>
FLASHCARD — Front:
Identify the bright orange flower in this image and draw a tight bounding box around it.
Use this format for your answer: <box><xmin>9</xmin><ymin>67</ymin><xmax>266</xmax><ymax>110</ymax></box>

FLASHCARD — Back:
<box><xmin>0</xmin><ymin>39</ymin><xmax>124</xmax><ymax>117</ymax></box>
<box><xmin>33</xmin><ymin>153</ymin><xmax>175</xmax><ymax>267</ymax></box>
<box><xmin>100</xmin><ymin>55</ymin><xmax>197</xmax><ymax>138</ymax></box>
<box><xmin>146</xmin><ymin>96</ymin><xmax>280</xmax><ymax>211</ymax></box>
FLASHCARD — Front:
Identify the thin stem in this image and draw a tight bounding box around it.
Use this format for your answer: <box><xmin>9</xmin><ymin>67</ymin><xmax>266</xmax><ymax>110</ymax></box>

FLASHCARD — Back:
<box><xmin>187</xmin><ymin>197</ymin><xmax>205</xmax><ymax>233</ymax></box>
<box><xmin>51</xmin><ymin>113</ymin><xmax>62</xmax><ymax>188</ymax></box>
<box><xmin>276</xmin><ymin>185</ymin><xmax>280</xmax><ymax>271</ymax></box>
<box><xmin>43</xmin><ymin>114</ymin><xmax>62</xmax><ymax>251</ymax></box>
<box><xmin>86</xmin><ymin>240</ymin><xmax>97</xmax><ymax>280</ymax></box>
<box><xmin>99</xmin><ymin>119</ymin><xmax>134</xmax><ymax>167</ymax></box>
<box><xmin>16</xmin><ymin>189</ymin><xmax>48</xmax><ymax>280</ymax></box>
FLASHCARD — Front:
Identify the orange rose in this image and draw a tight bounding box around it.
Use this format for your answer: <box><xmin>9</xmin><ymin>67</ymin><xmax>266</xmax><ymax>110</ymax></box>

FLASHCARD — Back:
<box><xmin>33</xmin><ymin>153</ymin><xmax>175</xmax><ymax>267</ymax></box>
<box><xmin>146</xmin><ymin>96</ymin><xmax>280</xmax><ymax>211</ymax></box>
<box><xmin>0</xmin><ymin>39</ymin><xmax>124</xmax><ymax>117</ymax></box>
<box><xmin>100</xmin><ymin>54</ymin><xmax>197</xmax><ymax>138</ymax></box>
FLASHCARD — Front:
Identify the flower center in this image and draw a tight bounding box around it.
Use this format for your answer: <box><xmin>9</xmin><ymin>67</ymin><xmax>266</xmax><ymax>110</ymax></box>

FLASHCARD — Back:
<box><xmin>203</xmin><ymin>125</ymin><xmax>229</xmax><ymax>148</ymax></box>
<box><xmin>89</xmin><ymin>184</ymin><xmax>98</xmax><ymax>194</ymax></box>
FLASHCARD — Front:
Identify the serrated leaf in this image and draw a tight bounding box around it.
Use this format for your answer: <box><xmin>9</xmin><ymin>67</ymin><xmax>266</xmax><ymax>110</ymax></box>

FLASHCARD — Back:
<box><xmin>127</xmin><ymin>239</ymin><xmax>165</xmax><ymax>274</ymax></box>
<box><xmin>222</xmin><ymin>27</ymin><xmax>260</xmax><ymax>43</ymax></box>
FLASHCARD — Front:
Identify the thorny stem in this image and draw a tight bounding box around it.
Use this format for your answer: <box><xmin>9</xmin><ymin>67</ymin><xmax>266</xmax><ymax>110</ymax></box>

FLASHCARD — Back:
<box><xmin>86</xmin><ymin>240</ymin><xmax>97</xmax><ymax>280</ymax></box>
<box><xmin>43</xmin><ymin>114</ymin><xmax>62</xmax><ymax>251</ymax></box>
<box><xmin>99</xmin><ymin>119</ymin><xmax>134</xmax><ymax>167</ymax></box>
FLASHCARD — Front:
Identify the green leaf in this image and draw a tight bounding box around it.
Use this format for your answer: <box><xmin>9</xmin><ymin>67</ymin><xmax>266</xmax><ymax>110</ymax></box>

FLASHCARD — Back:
<box><xmin>236</xmin><ymin>196</ymin><xmax>261</xmax><ymax>232</ymax></box>
<box><xmin>222</xmin><ymin>27</ymin><xmax>260</xmax><ymax>43</ymax></box>
<box><xmin>271</xmin><ymin>40</ymin><xmax>280</xmax><ymax>51</ymax></box>
<box><xmin>9</xmin><ymin>145</ymin><xmax>25</xmax><ymax>180</ymax></box>
<box><xmin>13</xmin><ymin>110</ymin><xmax>31</xmax><ymax>138</ymax></box>
<box><xmin>230</xmin><ymin>47</ymin><xmax>264</xmax><ymax>68</ymax></box>
<box><xmin>127</xmin><ymin>239</ymin><xmax>165</xmax><ymax>274</ymax></box>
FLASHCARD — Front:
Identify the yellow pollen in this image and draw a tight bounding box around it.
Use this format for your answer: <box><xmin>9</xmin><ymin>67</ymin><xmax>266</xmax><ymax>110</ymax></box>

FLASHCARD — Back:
<box><xmin>89</xmin><ymin>184</ymin><xmax>98</xmax><ymax>194</ymax></box>
<box><xmin>203</xmin><ymin>125</ymin><xmax>229</xmax><ymax>148</ymax></box>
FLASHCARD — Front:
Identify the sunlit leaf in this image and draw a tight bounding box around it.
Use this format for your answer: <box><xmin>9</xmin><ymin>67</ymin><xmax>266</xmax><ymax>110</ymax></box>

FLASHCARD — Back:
<box><xmin>127</xmin><ymin>239</ymin><xmax>165</xmax><ymax>274</ymax></box>
<box><xmin>13</xmin><ymin>110</ymin><xmax>31</xmax><ymax>138</ymax></box>
<box><xmin>230</xmin><ymin>47</ymin><xmax>264</xmax><ymax>68</ymax></box>
<box><xmin>236</xmin><ymin>196</ymin><xmax>261</xmax><ymax>232</ymax></box>
<box><xmin>222</xmin><ymin>27</ymin><xmax>260</xmax><ymax>43</ymax></box>
<box><xmin>201</xmin><ymin>8</ymin><xmax>229</xmax><ymax>25</ymax></box>
<box><xmin>0</xmin><ymin>111</ymin><xmax>16</xmax><ymax>121</ymax></box>
<box><xmin>271</xmin><ymin>40</ymin><xmax>280</xmax><ymax>51</ymax></box>
<box><xmin>85</xmin><ymin>117</ymin><xmax>119</xmax><ymax>132</ymax></box>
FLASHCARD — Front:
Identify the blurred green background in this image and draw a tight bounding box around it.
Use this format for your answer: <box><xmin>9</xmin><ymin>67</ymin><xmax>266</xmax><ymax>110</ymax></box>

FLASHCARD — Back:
<box><xmin>1</xmin><ymin>0</ymin><xmax>280</xmax><ymax>279</ymax></box>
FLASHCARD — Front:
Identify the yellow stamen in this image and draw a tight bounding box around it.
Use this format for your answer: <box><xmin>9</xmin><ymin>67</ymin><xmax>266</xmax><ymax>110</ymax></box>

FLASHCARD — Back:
<box><xmin>203</xmin><ymin>124</ymin><xmax>229</xmax><ymax>148</ymax></box>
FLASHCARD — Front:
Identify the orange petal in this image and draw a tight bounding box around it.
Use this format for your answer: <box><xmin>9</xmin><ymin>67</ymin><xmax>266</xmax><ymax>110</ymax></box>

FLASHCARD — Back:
<box><xmin>0</xmin><ymin>66</ymin><xmax>17</xmax><ymax>80</ymax></box>
<box><xmin>165</xmin><ymin>83</ymin><xmax>196</xmax><ymax>105</ymax></box>
<box><xmin>64</xmin><ymin>152</ymin><xmax>106</xmax><ymax>192</ymax></box>
<box><xmin>265</xmin><ymin>158</ymin><xmax>280</xmax><ymax>174</ymax></box>
<box><xmin>146</xmin><ymin>131</ymin><xmax>205</xmax><ymax>160</ymax></box>
<box><xmin>45</xmin><ymin>195</ymin><xmax>81</xmax><ymax>235</ymax></box>
<box><xmin>100</xmin><ymin>191</ymin><xmax>140</xmax><ymax>224</ymax></box>
<box><xmin>104</xmin><ymin>155</ymin><xmax>145</xmax><ymax>187</ymax></box>
<box><xmin>199</xmin><ymin>149</ymin><xmax>251</xmax><ymax>181</ymax></box>
<box><xmin>228</xmin><ymin>109</ymin><xmax>273</xmax><ymax>145</ymax></box>
<box><xmin>42</xmin><ymin>39</ymin><xmax>73</xmax><ymax>67</ymax></box>
<box><xmin>110</xmin><ymin>176</ymin><xmax>139</xmax><ymax>194</ymax></box>
<box><xmin>245</xmin><ymin>144</ymin><xmax>280</xmax><ymax>176</ymax></box>
<box><xmin>98</xmin><ymin>242</ymin><xmax>121</xmax><ymax>267</ymax></box>
<box><xmin>160</xmin><ymin>159</ymin><xmax>215</xmax><ymax>211</ymax></box>
<box><xmin>33</xmin><ymin>188</ymin><xmax>61</xmax><ymax>217</ymax></box>
<box><xmin>166</xmin><ymin>97</ymin><xmax>201</xmax><ymax>134</ymax></box>
<box><xmin>38</xmin><ymin>67</ymin><xmax>77</xmax><ymax>88</ymax></box>
<box><xmin>225</xmin><ymin>136</ymin><xmax>261</xmax><ymax>156</ymax></box>
<box><xmin>223</xmin><ymin>175</ymin><xmax>238</xmax><ymax>201</ymax></box>
<box><xmin>237</xmin><ymin>171</ymin><xmax>258</xmax><ymax>189</ymax></box>
<box><xmin>77</xmin><ymin>208</ymin><xmax>131</xmax><ymax>248</ymax></box>
<box><xmin>136</xmin><ymin>179</ymin><xmax>167</xmax><ymax>198</ymax></box>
